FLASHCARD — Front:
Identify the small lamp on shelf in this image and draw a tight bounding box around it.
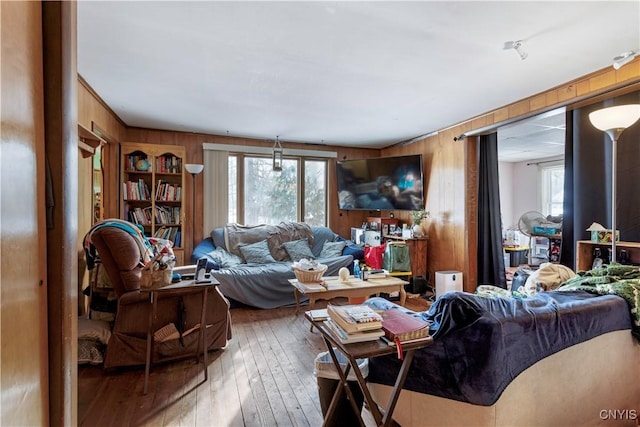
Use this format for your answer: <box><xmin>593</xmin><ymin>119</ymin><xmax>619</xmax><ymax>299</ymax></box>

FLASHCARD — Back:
<box><xmin>588</xmin><ymin>104</ymin><xmax>640</xmax><ymax>263</ymax></box>
<box><xmin>185</xmin><ymin>163</ymin><xmax>204</xmax><ymax>249</ymax></box>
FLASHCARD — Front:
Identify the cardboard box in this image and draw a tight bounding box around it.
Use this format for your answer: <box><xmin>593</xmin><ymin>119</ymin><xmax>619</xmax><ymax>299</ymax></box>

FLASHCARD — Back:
<box><xmin>590</xmin><ymin>230</ymin><xmax>619</xmax><ymax>243</ymax></box>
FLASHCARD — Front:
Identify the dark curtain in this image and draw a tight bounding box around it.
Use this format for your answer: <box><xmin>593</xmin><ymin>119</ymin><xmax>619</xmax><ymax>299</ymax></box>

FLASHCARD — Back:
<box><xmin>478</xmin><ymin>133</ymin><xmax>506</xmax><ymax>288</ymax></box>
<box><xmin>560</xmin><ymin>91</ymin><xmax>640</xmax><ymax>268</ymax></box>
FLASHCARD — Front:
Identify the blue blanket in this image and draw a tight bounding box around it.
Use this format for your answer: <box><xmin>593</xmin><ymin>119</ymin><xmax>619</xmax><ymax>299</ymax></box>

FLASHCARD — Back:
<box><xmin>365</xmin><ymin>290</ymin><xmax>631</xmax><ymax>405</ymax></box>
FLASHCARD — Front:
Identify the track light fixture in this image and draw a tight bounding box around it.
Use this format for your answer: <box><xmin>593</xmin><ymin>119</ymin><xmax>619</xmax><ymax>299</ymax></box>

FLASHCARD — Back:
<box><xmin>613</xmin><ymin>51</ymin><xmax>637</xmax><ymax>70</ymax></box>
<box><xmin>504</xmin><ymin>40</ymin><xmax>528</xmax><ymax>60</ymax></box>
<box><xmin>453</xmin><ymin>134</ymin><xmax>466</xmax><ymax>142</ymax></box>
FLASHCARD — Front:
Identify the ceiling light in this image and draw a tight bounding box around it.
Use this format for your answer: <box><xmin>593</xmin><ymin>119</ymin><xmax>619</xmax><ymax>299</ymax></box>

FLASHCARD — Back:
<box><xmin>613</xmin><ymin>51</ymin><xmax>637</xmax><ymax>70</ymax></box>
<box><xmin>273</xmin><ymin>136</ymin><xmax>283</xmax><ymax>172</ymax></box>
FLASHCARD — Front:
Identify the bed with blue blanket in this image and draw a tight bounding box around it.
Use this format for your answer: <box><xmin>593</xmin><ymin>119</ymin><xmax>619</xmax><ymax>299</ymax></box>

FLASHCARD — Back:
<box><xmin>365</xmin><ymin>290</ymin><xmax>640</xmax><ymax>426</ymax></box>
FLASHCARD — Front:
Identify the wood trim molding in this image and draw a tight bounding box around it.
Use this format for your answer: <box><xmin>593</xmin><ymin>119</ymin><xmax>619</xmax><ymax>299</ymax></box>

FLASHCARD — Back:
<box><xmin>78</xmin><ymin>74</ymin><xmax>127</xmax><ymax>128</ymax></box>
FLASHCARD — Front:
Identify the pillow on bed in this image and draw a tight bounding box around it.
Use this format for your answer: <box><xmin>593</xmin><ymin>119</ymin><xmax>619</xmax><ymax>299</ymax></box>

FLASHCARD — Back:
<box><xmin>319</xmin><ymin>241</ymin><xmax>346</xmax><ymax>258</ymax></box>
<box><xmin>207</xmin><ymin>246</ymin><xmax>243</xmax><ymax>268</ymax></box>
<box><xmin>283</xmin><ymin>238</ymin><xmax>315</xmax><ymax>261</ymax></box>
<box><xmin>239</xmin><ymin>239</ymin><xmax>277</xmax><ymax>264</ymax></box>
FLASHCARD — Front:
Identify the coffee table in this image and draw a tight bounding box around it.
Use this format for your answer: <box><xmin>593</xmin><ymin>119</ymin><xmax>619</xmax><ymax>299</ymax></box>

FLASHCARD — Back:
<box><xmin>289</xmin><ymin>275</ymin><xmax>408</xmax><ymax>313</ymax></box>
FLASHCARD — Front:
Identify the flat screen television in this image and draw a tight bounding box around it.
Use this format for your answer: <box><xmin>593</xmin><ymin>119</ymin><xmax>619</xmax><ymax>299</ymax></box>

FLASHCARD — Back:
<box><xmin>336</xmin><ymin>154</ymin><xmax>424</xmax><ymax>211</ymax></box>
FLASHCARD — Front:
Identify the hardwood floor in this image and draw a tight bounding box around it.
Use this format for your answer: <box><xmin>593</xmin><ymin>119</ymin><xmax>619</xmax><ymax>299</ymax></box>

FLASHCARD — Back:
<box><xmin>78</xmin><ymin>296</ymin><xmax>430</xmax><ymax>427</ymax></box>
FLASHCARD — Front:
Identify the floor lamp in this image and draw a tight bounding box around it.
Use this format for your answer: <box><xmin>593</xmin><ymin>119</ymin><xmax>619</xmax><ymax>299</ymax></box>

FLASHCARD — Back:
<box><xmin>185</xmin><ymin>163</ymin><xmax>204</xmax><ymax>251</ymax></box>
<box><xmin>588</xmin><ymin>104</ymin><xmax>640</xmax><ymax>263</ymax></box>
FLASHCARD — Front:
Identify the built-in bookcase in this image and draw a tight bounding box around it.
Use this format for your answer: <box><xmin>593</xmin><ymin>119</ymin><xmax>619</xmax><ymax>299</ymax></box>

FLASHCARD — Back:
<box><xmin>120</xmin><ymin>142</ymin><xmax>185</xmax><ymax>265</ymax></box>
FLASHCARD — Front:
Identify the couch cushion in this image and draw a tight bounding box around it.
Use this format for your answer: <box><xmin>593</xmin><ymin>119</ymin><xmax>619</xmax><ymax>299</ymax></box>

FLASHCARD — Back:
<box><xmin>207</xmin><ymin>246</ymin><xmax>243</xmax><ymax>268</ymax></box>
<box><xmin>210</xmin><ymin>228</ymin><xmax>227</xmax><ymax>250</ymax></box>
<box><xmin>311</xmin><ymin>226</ymin><xmax>340</xmax><ymax>257</ymax></box>
<box><xmin>239</xmin><ymin>240</ymin><xmax>277</xmax><ymax>264</ymax></box>
<box><xmin>319</xmin><ymin>241</ymin><xmax>347</xmax><ymax>258</ymax></box>
<box><xmin>225</xmin><ymin>222</ymin><xmax>314</xmax><ymax>262</ymax></box>
<box><xmin>283</xmin><ymin>238</ymin><xmax>316</xmax><ymax>261</ymax></box>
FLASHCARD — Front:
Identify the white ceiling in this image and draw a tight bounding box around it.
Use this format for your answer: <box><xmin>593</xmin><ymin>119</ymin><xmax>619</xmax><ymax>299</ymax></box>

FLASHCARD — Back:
<box><xmin>497</xmin><ymin>108</ymin><xmax>566</xmax><ymax>162</ymax></box>
<box><xmin>77</xmin><ymin>1</ymin><xmax>640</xmax><ymax>149</ymax></box>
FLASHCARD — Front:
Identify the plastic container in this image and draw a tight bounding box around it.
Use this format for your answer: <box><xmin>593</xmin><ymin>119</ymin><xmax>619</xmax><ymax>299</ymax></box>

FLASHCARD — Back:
<box><xmin>314</xmin><ymin>351</ymin><xmax>368</xmax><ymax>427</ymax></box>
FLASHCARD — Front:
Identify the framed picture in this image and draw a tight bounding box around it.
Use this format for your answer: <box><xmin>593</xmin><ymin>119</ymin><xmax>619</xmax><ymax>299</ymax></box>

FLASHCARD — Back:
<box><xmin>382</xmin><ymin>224</ymin><xmax>389</xmax><ymax>235</ymax></box>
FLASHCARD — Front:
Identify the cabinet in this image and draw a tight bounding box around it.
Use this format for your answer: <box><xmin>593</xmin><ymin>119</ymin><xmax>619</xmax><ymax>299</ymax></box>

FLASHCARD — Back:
<box><xmin>575</xmin><ymin>240</ymin><xmax>640</xmax><ymax>271</ymax></box>
<box><xmin>120</xmin><ymin>142</ymin><xmax>185</xmax><ymax>265</ymax></box>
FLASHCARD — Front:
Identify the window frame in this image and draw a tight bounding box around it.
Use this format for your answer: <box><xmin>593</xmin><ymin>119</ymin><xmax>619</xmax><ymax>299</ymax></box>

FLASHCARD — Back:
<box><xmin>538</xmin><ymin>160</ymin><xmax>564</xmax><ymax>217</ymax></box>
<box><xmin>228</xmin><ymin>152</ymin><xmax>328</xmax><ymax>226</ymax></box>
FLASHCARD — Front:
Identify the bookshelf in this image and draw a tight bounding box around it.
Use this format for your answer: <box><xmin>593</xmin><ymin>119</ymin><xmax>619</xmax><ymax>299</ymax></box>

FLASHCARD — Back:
<box><xmin>120</xmin><ymin>142</ymin><xmax>185</xmax><ymax>265</ymax></box>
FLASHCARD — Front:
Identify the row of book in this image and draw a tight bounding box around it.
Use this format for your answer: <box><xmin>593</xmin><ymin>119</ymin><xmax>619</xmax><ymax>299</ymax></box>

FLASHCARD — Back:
<box><xmin>155</xmin><ymin>180</ymin><xmax>182</xmax><ymax>202</ymax></box>
<box><xmin>123</xmin><ymin>179</ymin><xmax>151</xmax><ymax>201</ymax></box>
<box><xmin>126</xmin><ymin>205</ymin><xmax>181</xmax><ymax>227</ymax></box>
<box><xmin>154</xmin><ymin>226</ymin><xmax>181</xmax><ymax>248</ymax></box>
<box><xmin>321</xmin><ymin>304</ymin><xmax>431</xmax><ymax>348</ymax></box>
<box><xmin>155</xmin><ymin>155</ymin><xmax>182</xmax><ymax>174</ymax></box>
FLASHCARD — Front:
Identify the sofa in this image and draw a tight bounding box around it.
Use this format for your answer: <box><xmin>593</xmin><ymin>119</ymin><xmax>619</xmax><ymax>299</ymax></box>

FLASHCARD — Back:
<box><xmin>364</xmin><ymin>289</ymin><xmax>640</xmax><ymax>426</ymax></box>
<box><xmin>191</xmin><ymin>222</ymin><xmax>364</xmax><ymax>309</ymax></box>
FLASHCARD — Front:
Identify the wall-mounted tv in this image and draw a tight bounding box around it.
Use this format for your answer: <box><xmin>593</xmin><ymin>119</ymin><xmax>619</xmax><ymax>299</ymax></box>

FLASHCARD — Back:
<box><xmin>336</xmin><ymin>154</ymin><xmax>424</xmax><ymax>211</ymax></box>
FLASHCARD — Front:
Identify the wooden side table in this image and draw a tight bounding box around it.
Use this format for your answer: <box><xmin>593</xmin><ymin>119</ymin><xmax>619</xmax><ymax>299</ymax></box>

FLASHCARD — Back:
<box><xmin>140</xmin><ymin>278</ymin><xmax>217</xmax><ymax>395</ymax></box>
<box><xmin>305</xmin><ymin>312</ymin><xmax>433</xmax><ymax>427</ymax></box>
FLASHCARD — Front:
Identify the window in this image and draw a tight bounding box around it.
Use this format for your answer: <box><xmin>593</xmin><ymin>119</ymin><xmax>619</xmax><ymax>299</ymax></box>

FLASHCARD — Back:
<box><xmin>539</xmin><ymin>162</ymin><xmax>564</xmax><ymax>216</ymax></box>
<box><xmin>227</xmin><ymin>154</ymin><xmax>327</xmax><ymax>225</ymax></box>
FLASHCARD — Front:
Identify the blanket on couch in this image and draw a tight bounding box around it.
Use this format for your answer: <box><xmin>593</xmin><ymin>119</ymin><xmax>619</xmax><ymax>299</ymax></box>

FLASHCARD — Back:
<box><xmin>558</xmin><ymin>264</ymin><xmax>640</xmax><ymax>339</ymax></box>
<box><xmin>366</xmin><ymin>290</ymin><xmax>632</xmax><ymax>406</ymax></box>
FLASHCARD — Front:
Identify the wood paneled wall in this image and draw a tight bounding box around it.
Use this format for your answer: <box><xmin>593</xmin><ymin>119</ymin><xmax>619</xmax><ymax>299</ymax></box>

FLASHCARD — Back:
<box><xmin>382</xmin><ymin>57</ymin><xmax>640</xmax><ymax>290</ymax></box>
<box><xmin>123</xmin><ymin>128</ymin><xmax>380</xmax><ymax>256</ymax></box>
<box><xmin>1</xmin><ymin>2</ymin><xmax>49</xmax><ymax>426</ymax></box>
<box><xmin>81</xmin><ymin>56</ymin><xmax>640</xmax><ymax>289</ymax></box>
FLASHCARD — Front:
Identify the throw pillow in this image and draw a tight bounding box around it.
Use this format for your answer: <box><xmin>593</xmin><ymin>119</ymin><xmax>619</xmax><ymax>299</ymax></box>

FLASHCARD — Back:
<box><xmin>207</xmin><ymin>246</ymin><xmax>243</xmax><ymax>268</ymax></box>
<box><xmin>283</xmin><ymin>238</ymin><xmax>316</xmax><ymax>262</ymax></box>
<box><xmin>319</xmin><ymin>241</ymin><xmax>346</xmax><ymax>258</ymax></box>
<box><xmin>239</xmin><ymin>239</ymin><xmax>277</xmax><ymax>264</ymax></box>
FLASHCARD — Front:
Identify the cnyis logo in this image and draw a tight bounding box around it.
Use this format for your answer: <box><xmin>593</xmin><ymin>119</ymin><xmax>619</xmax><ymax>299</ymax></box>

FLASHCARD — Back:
<box><xmin>599</xmin><ymin>409</ymin><xmax>638</xmax><ymax>421</ymax></box>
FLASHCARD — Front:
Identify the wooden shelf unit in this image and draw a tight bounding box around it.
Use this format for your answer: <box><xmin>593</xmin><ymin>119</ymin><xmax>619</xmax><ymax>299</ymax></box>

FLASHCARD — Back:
<box><xmin>120</xmin><ymin>142</ymin><xmax>185</xmax><ymax>265</ymax></box>
<box><xmin>575</xmin><ymin>240</ymin><xmax>640</xmax><ymax>271</ymax></box>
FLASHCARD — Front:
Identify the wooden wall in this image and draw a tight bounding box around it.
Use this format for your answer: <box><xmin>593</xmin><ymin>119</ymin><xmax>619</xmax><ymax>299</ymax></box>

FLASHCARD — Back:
<box><xmin>123</xmin><ymin>128</ymin><xmax>381</xmax><ymax>256</ymax></box>
<box><xmin>80</xmin><ymin>55</ymin><xmax>640</xmax><ymax>290</ymax></box>
<box><xmin>382</xmin><ymin>57</ymin><xmax>640</xmax><ymax>291</ymax></box>
<box><xmin>1</xmin><ymin>2</ymin><xmax>49</xmax><ymax>425</ymax></box>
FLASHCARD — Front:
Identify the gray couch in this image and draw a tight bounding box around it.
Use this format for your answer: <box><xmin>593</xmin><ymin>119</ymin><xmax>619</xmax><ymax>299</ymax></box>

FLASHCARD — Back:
<box><xmin>191</xmin><ymin>223</ymin><xmax>364</xmax><ymax>309</ymax></box>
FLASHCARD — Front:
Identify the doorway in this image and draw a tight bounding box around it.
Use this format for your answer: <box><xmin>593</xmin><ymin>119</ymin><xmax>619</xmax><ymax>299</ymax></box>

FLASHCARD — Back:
<box><xmin>497</xmin><ymin>108</ymin><xmax>566</xmax><ymax>267</ymax></box>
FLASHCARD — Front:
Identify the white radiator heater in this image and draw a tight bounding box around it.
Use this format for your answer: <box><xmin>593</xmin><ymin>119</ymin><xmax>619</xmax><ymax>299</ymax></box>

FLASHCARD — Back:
<box><xmin>435</xmin><ymin>271</ymin><xmax>463</xmax><ymax>297</ymax></box>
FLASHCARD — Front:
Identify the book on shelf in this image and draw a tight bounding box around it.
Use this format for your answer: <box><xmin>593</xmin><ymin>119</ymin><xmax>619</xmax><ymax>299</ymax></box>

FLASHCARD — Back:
<box><xmin>324</xmin><ymin>319</ymin><xmax>384</xmax><ymax>344</ymax></box>
<box><xmin>380</xmin><ymin>309</ymin><xmax>431</xmax><ymax>343</ymax></box>
<box><xmin>327</xmin><ymin>304</ymin><xmax>383</xmax><ymax>333</ymax></box>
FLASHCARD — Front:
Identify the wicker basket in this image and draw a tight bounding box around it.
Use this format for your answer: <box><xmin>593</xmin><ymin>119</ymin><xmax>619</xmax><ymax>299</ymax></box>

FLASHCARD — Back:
<box><xmin>293</xmin><ymin>264</ymin><xmax>328</xmax><ymax>283</ymax></box>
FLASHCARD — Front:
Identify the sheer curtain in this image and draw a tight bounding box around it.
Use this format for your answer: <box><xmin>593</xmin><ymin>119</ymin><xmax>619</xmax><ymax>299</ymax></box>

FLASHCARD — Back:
<box><xmin>203</xmin><ymin>149</ymin><xmax>229</xmax><ymax>238</ymax></box>
<box><xmin>478</xmin><ymin>133</ymin><xmax>507</xmax><ymax>288</ymax></box>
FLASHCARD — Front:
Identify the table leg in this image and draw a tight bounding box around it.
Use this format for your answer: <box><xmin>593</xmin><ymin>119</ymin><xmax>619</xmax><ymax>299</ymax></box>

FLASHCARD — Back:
<box><xmin>294</xmin><ymin>288</ymin><xmax>301</xmax><ymax>314</ymax></box>
<box><xmin>143</xmin><ymin>291</ymin><xmax>156</xmax><ymax>395</ymax></box>
<box><xmin>199</xmin><ymin>287</ymin><xmax>209</xmax><ymax>382</ymax></box>
<box><xmin>380</xmin><ymin>349</ymin><xmax>416</xmax><ymax>427</ymax></box>
<box><xmin>322</xmin><ymin>341</ymin><xmax>366</xmax><ymax>427</ymax></box>
<box><xmin>398</xmin><ymin>285</ymin><xmax>407</xmax><ymax>306</ymax></box>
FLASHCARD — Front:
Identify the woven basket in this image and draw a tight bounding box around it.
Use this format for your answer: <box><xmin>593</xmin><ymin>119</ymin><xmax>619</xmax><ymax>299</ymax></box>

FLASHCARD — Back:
<box><xmin>293</xmin><ymin>264</ymin><xmax>328</xmax><ymax>283</ymax></box>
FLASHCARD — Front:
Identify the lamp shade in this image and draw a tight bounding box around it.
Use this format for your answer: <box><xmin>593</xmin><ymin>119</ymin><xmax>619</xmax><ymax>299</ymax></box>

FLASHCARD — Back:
<box><xmin>185</xmin><ymin>163</ymin><xmax>204</xmax><ymax>175</ymax></box>
<box><xmin>589</xmin><ymin>104</ymin><xmax>640</xmax><ymax>131</ymax></box>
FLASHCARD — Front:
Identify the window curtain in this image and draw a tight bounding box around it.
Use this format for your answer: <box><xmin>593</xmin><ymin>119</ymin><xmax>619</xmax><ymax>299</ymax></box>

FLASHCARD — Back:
<box><xmin>560</xmin><ymin>90</ymin><xmax>640</xmax><ymax>268</ymax></box>
<box><xmin>478</xmin><ymin>133</ymin><xmax>507</xmax><ymax>288</ymax></box>
<box><xmin>203</xmin><ymin>149</ymin><xmax>229</xmax><ymax>237</ymax></box>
